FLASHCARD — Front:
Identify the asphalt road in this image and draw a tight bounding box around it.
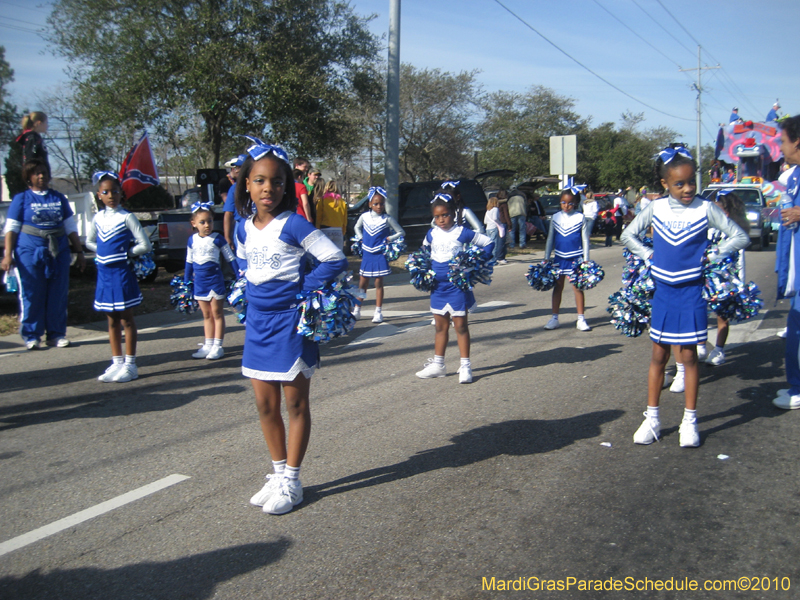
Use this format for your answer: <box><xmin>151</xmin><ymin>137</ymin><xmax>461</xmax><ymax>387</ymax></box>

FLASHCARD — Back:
<box><xmin>0</xmin><ymin>243</ymin><xmax>797</xmax><ymax>600</ymax></box>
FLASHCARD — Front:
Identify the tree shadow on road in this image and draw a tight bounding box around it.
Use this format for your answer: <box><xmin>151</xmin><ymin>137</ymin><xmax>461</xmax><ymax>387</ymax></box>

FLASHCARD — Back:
<box><xmin>0</xmin><ymin>540</ymin><xmax>290</xmax><ymax>600</ymax></box>
<box><xmin>304</xmin><ymin>411</ymin><xmax>623</xmax><ymax>504</ymax></box>
<box><xmin>473</xmin><ymin>343</ymin><xmax>624</xmax><ymax>379</ymax></box>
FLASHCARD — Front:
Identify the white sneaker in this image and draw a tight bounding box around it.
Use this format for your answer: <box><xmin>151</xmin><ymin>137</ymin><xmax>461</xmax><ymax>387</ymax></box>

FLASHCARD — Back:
<box><xmin>670</xmin><ymin>371</ymin><xmax>685</xmax><ymax>393</ymax></box>
<box><xmin>576</xmin><ymin>319</ymin><xmax>591</xmax><ymax>332</ymax></box>
<box><xmin>205</xmin><ymin>345</ymin><xmax>224</xmax><ymax>360</ymax></box>
<box><xmin>352</xmin><ymin>304</ymin><xmax>361</xmax><ymax>319</ymax></box>
<box><xmin>112</xmin><ymin>363</ymin><xmax>138</xmax><ymax>382</ymax></box>
<box><xmin>696</xmin><ymin>344</ymin><xmax>707</xmax><ymax>360</ymax></box>
<box><xmin>705</xmin><ymin>348</ymin><xmax>725</xmax><ymax>366</ymax></box>
<box><xmin>543</xmin><ymin>316</ymin><xmax>559</xmax><ymax>330</ymax></box>
<box><xmin>372</xmin><ymin>311</ymin><xmax>383</xmax><ymax>323</ymax></box>
<box><xmin>25</xmin><ymin>339</ymin><xmax>40</xmax><ymax>350</ymax></box>
<box><xmin>773</xmin><ymin>393</ymin><xmax>800</xmax><ymax>410</ymax></box>
<box><xmin>458</xmin><ymin>365</ymin><xmax>472</xmax><ymax>383</ymax></box>
<box><xmin>249</xmin><ymin>474</ymin><xmax>282</xmax><ymax>507</ymax></box>
<box><xmin>416</xmin><ymin>358</ymin><xmax>446</xmax><ymax>379</ymax></box>
<box><xmin>679</xmin><ymin>420</ymin><xmax>700</xmax><ymax>447</ymax></box>
<box><xmin>263</xmin><ymin>478</ymin><xmax>303</xmax><ymax>515</ymax></box>
<box><xmin>778</xmin><ymin>327</ymin><xmax>788</xmax><ymax>339</ymax></box>
<box><xmin>47</xmin><ymin>337</ymin><xmax>71</xmax><ymax>348</ymax></box>
<box><xmin>192</xmin><ymin>345</ymin><xmax>211</xmax><ymax>358</ymax></box>
<box><xmin>633</xmin><ymin>412</ymin><xmax>660</xmax><ymax>444</ymax></box>
<box><xmin>98</xmin><ymin>363</ymin><xmax>123</xmax><ymax>383</ymax></box>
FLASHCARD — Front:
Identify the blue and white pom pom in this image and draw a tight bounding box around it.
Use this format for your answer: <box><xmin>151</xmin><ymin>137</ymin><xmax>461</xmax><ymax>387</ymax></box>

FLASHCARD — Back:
<box><xmin>448</xmin><ymin>245</ymin><xmax>495</xmax><ymax>291</ymax></box>
<box><xmin>227</xmin><ymin>276</ymin><xmax>248</xmax><ymax>324</ymax></box>
<box><xmin>703</xmin><ymin>254</ymin><xmax>763</xmax><ymax>322</ymax></box>
<box><xmin>607</xmin><ymin>247</ymin><xmax>654</xmax><ymax>337</ymax></box>
<box><xmin>350</xmin><ymin>238</ymin><xmax>363</xmax><ymax>257</ymax></box>
<box><xmin>568</xmin><ymin>260</ymin><xmax>605</xmax><ymax>290</ymax></box>
<box><xmin>169</xmin><ymin>275</ymin><xmax>199</xmax><ymax>314</ymax></box>
<box><xmin>296</xmin><ymin>272</ymin><xmax>358</xmax><ymax>344</ymax></box>
<box><xmin>607</xmin><ymin>290</ymin><xmax>652</xmax><ymax>337</ymax></box>
<box><xmin>131</xmin><ymin>252</ymin><xmax>156</xmax><ymax>281</ymax></box>
<box><xmin>384</xmin><ymin>237</ymin><xmax>407</xmax><ymax>262</ymax></box>
<box><xmin>405</xmin><ymin>246</ymin><xmax>437</xmax><ymax>292</ymax></box>
<box><xmin>526</xmin><ymin>260</ymin><xmax>560</xmax><ymax>291</ymax></box>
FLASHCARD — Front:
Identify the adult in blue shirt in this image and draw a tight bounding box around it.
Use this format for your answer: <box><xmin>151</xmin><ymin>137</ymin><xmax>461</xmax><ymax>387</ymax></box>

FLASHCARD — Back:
<box><xmin>1</xmin><ymin>160</ymin><xmax>86</xmax><ymax>349</ymax></box>
<box><xmin>729</xmin><ymin>107</ymin><xmax>740</xmax><ymax>123</ymax></box>
<box><xmin>767</xmin><ymin>102</ymin><xmax>780</xmax><ymax>123</ymax></box>
<box><xmin>223</xmin><ymin>154</ymin><xmax>246</xmax><ymax>248</ymax></box>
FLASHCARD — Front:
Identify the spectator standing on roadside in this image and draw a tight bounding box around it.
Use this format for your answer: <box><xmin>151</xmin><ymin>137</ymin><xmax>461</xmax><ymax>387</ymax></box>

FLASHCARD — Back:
<box><xmin>527</xmin><ymin>193</ymin><xmax>548</xmax><ymax>239</ymax></box>
<box><xmin>612</xmin><ymin>190</ymin><xmax>628</xmax><ymax>240</ymax></box>
<box><xmin>507</xmin><ymin>189</ymin><xmax>528</xmax><ymax>249</ymax></box>
<box><xmin>315</xmin><ymin>179</ymin><xmax>347</xmax><ymax>251</ymax></box>
<box><xmin>581</xmin><ymin>190</ymin><xmax>598</xmax><ymax>237</ymax></box>
<box><xmin>496</xmin><ymin>190</ymin><xmax>512</xmax><ymax>260</ymax></box>
<box><xmin>222</xmin><ymin>154</ymin><xmax>246</xmax><ymax>248</ymax></box>
<box><xmin>294</xmin><ymin>169</ymin><xmax>313</xmax><ymax>223</ymax></box>
<box><xmin>16</xmin><ymin>112</ymin><xmax>50</xmax><ymax>174</ymax></box>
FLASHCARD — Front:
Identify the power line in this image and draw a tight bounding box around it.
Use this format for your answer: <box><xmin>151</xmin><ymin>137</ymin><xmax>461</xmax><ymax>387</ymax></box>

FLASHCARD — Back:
<box><xmin>653</xmin><ymin>0</ymin><xmax>701</xmax><ymax>47</ymax></box>
<box><xmin>0</xmin><ymin>15</ymin><xmax>45</xmax><ymax>28</ymax></box>
<box><xmin>0</xmin><ymin>21</ymin><xmax>41</xmax><ymax>35</ymax></box>
<box><xmin>629</xmin><ymin>0</ymin><xmax>695</xmax><ymax>58</ymax></box>
<box><xmin>592</xmin><ymin>0</ymin><xmax>682</xmax><ymax>69</ymax></box>
<box><xmin>491</xmin><ymin>0</ymin><xmax>694</xmax><ymax>122</ymax></box>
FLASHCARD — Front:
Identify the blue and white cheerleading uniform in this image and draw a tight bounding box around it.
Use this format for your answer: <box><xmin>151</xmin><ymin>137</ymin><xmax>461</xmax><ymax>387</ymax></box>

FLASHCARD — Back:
<box><xmin>86</xmin><ymin>207</ymin><xmax>151</xmax><ymax>312</ymax></box>
<box><xmin>236</xmin><ymin>211</ymin><xmax>347</xmax><ymax>381</ymax></box>
<box><xmin>354</xmin><ymin>211</ymin><xmax>405</xmax><ymax>277</ymax></box>
<box><xmin>545</xmin><ymin>210</ymin><xmax>589</xmax><ymax>275</ymax></box>
<box><xmin>184</xmin><ymin>233</ymin><xmax>239</xmax><ymax>301</ymax></box>
<box><xmin>4</xmin><ymin>189</ymin><xmax>77</xmax><ymax>342</ymax></box>
<box><xmin>622</xmin><ymin>196</ymin><xmax>747</xmax><ymax>345</ymax></box>
<box><xmin>423</xmin><ymin>225</ymin><xmax>494</xmax><ymax>316</ymax></box>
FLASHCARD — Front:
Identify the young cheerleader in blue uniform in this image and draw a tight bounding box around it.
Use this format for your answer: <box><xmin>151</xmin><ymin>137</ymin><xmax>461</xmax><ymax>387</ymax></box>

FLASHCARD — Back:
<box><xmin>543</xmin><ymin>186</ymin><xmax>592</xmax><ymax>332</ymax></box>
<box><xmin>353</xmin><ymin>186</ymin><xmax>405</xmax><ymax>323</ymax></box>
<box><xmin>86</xmin><ymin>171</ymin><xmax>152</xmax><ymax>382</ymax></box>
<box><xmin>621</xmin><ymin>145</ymin><xmax>747</xmax><ymax>447</ymax></box>
<box><xmin>235</xmin><ymin>138</ymin><xmax>347</xmax><ymax>515</ymax></box>
<box><xmin>184</xmin><ymin>202</ymin><xmax>239</xmax><ymax>360</ymax></box>
<box><xmin>415</xmin><ymin>193</ymin><xmax>494</xmax><ymax>384</ymax></box>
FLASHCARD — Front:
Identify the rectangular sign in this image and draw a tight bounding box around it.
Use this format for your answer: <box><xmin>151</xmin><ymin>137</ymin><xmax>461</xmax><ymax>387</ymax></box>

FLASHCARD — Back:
<box><xmin>550</xmin><ymin>135</ymin><xmax>577</xmax><ymax>175</ymax></box>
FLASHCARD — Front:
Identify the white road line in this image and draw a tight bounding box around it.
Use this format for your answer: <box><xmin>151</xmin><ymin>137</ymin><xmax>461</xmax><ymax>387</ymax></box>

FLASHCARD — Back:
<box><xmin>0</xmin><ymin>474</ymin><xmax>190</xmax><ymax>557</ymax></box>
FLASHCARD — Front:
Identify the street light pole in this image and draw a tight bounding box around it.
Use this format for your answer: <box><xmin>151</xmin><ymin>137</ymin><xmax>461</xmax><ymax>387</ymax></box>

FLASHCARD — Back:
<box><xmin>385</xmin><ymin>0</ymin><xmax>400</xmax><ymax>219</ymax></box>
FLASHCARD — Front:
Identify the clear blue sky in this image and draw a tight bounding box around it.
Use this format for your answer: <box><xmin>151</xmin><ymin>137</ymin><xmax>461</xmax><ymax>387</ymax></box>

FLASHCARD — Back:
<box><xmin>2</xmin><ymin>0</ymin><xmax>797</xmax><ymax>145</ymax></box>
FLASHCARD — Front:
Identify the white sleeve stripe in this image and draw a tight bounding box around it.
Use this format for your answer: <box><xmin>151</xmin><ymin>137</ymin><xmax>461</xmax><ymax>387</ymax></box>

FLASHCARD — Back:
<box><xmin>4</xmin><ymin>218</ymin><xmax>21</xmax><ymax>234</ymax></box>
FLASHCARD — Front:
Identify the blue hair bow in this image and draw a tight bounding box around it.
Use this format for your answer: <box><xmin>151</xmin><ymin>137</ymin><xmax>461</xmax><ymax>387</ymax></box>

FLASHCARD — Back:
<box><xmin>657</xmin><ymin>145</ymin><xmax>693</xmax><ymax>164</ymax></box>
<box><xmin>243</xmin><ymin>136</ymin><xmax>290</xmax><ymax>165</ymax></box>
<box><xmin>92</xmin><ymin>171</ymin><xmax>120</xmax><ymax>186</ymax></box>
<box><xmin>191</xmin><ymin>201</ymin><xmax>215</xmax><ymax>213</ymax></box>
<box><xmin>441</xmin><ymin>180</ymin><xmax>460</xmax><ymax>190</ymax></box>
<box><xmin>715</xmin><ymin>189</ymin><xmax>735</xmax><ymax>197</ymax></box>
<box><xmin>563</xmin><ymin>184</ymin><xmax>587</xmax><ymax>195</ymax></box>
<box><xmin>431</xmin><ymin>193</ymin><xmax>453</xmax><ymax>204</ymax></box>
<box><xmin>367</xmin><ymin>186</ymin><xmax>387</xmax><ymax>201</ymax></box>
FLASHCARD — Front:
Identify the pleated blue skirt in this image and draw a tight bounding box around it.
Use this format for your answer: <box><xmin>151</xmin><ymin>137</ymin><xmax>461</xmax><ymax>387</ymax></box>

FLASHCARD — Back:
<box><xmin>242</xmin><ymin>307</ymin><xmax>319</xmax><ymax>381</ymax></box>
<box><xmin>94</xmin><ymin>262</ymin><xmax>142</xmax><ymax>312</ymax></box>
<box><xmin>360</xmin><ymin>251</ymin><xmax>390</xmax><ymax>277</ymax></box>
<box><xmin>649</xmin><ymin>279</ymin><xmax>707</xmax><ymax>344</ymax></box>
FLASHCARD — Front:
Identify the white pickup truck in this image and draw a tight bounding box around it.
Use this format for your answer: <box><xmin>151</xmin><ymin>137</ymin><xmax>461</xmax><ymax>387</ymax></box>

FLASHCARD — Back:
<box><xmin>701</xmin><ymin>183</ymin><xmax>774</xmax><ymax>250</ymax></box>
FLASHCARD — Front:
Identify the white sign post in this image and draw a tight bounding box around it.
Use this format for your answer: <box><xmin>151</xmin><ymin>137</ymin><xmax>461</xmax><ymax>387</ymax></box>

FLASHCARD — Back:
<box><xmin>550</xmin><ymin>135</ymin><xmax>577</xmax><ymax>190</ymax></box>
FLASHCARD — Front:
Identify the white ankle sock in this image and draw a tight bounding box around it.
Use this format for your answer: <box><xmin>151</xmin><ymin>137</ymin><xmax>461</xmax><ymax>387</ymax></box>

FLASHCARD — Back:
<box><xmin>284</xmin><ymin>465</ymin><xmax>300</xmax><ymax>481</ymax></box>
<box><xmin>676</xmin><ymin>363</ymin><xmax>685</xmax><ymax>374</ymax></box>
<box><xmin>204</xmin><ymin>338</ymin><xmax>213</xmax><ymax>348</ymax></box>
<box><xmin>460</xmin><ymin>357</ymin><xmax>471</xmax><ymax>368</ymax></box>
<box><xmin>112</xmin><ymin>355</ymin><xmax>123</xmax><ymax>365</ymax></box>
<box><xmin>213</xmin><ymin>338</ymin><xmax>222</xmax><ymax>347</ymax></box>
<box><xmin>433</xmin><ymin>355</ymin><xmax>445</xmax><ymax>366</ymax></box>
<box><xmin>714</xmin><ymin>345</ymin><xmax>724</xmax><ymax>352</ymax></box>
<box><xmin>647</xmin><ymin>406</ymin><xmax>660</xmax><ymax>420</ymax></box>
<box><xmin>683</xmin><ymin>408</ymin><xmax>697</xmax><ymax>423</ymax></box>
<box><xmin>272</xmin><ymin>459</ymin><xmax>286</xmax><ymax>475</ymax></box>
<box><xmin>125</xmin><ymin>355</ymin><xmax>136</xmax><ymax>365</ymax></box>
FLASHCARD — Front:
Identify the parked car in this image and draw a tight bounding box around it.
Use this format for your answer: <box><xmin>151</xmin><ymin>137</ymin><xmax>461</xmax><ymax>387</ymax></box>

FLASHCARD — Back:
<box><xmin>345</xmin><ymin>179</ymin><xmax>489</xmax><ymax>253</ymax></box>
<box><xmin>701</xmin><ymin>183</ymin><xmax>773</xmax><ymax>250</ymax></box>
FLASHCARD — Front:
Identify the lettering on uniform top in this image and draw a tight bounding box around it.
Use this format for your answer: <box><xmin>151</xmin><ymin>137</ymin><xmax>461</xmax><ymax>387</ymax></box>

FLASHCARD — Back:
<box><xmin>247</xmin><ymin>246</ymin><xmax>283</xmax><ymax>270</ymax></box>
<box><xmin>661</xmin><ymin>220</ymin><xmax>692</xmax><ymax>231</ymax></box>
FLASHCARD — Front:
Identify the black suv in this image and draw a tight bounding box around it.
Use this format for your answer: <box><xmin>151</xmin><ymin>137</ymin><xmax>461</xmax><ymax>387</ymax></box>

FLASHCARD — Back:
<box><xmin>346</xmin><ymin>179</ymin><xmax>488</xmax><ymax>253</ymax></box>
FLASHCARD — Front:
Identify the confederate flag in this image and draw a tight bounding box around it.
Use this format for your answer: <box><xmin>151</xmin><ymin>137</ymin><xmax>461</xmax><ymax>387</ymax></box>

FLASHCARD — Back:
<box><xmin>119</xmin><ymin>132</ymin><xmax>160</xmax><ymax>198</ymax></box>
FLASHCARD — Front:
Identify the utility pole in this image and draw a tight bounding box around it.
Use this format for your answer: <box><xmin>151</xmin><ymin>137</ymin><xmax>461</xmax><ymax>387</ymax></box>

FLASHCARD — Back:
<box><xmin>385</xmin><ymin>0</ymin><xmax>400</xmax><ymax>219</ymax></box>
<box><xmin>680</xmin><ymin>45</ymin><xmax>719</xmax><ymax>191</ymax></box>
